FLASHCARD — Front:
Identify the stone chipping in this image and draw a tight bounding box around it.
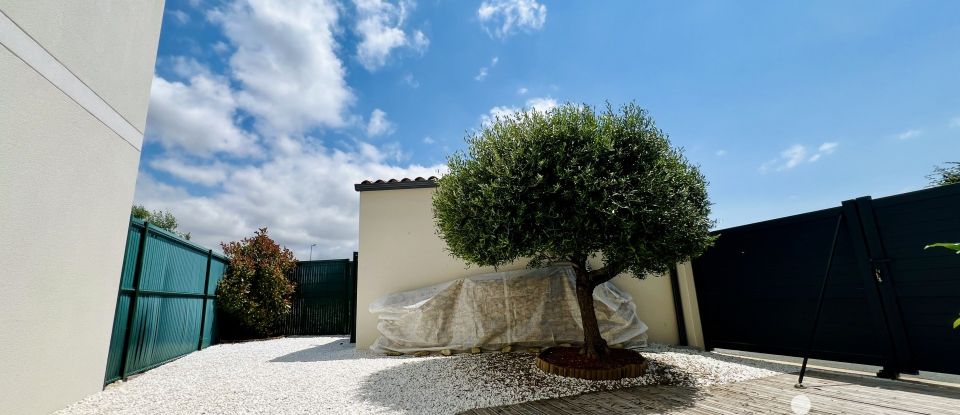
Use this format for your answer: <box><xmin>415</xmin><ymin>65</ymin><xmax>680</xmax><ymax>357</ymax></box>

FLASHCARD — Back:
<box><xmin>57</xmin><ymin>336</ymin><xmax>793</xmax><ymax>415</ymax></box>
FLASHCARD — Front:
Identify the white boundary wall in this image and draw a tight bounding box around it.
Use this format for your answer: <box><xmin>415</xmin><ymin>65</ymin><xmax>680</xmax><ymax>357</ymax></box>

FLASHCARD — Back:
<box><xmin>356</xmin><ymin>186</ymin><xmax>705</xmax><ymax>350</ymax></box>
<box><xmin>0</xmin><ymin>2</ymin><xmax>164</xmax><ymax>413</ymax></box>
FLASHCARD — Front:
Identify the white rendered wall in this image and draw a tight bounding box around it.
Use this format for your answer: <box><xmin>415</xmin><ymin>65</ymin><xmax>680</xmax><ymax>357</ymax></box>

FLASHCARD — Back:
<box><xmin>356</xmin><ymin>187</ymin><xmax>706</xmax><ymax>350</ymax></box>
<box><xmin>0</xmin><ymin>2</ymin><xmax>164</xmax><ymax>413</ymax></box>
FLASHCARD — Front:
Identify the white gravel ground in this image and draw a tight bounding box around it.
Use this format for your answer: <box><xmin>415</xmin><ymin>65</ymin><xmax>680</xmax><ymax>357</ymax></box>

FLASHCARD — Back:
<box><xmin>57</xmin><ymin>336</ymin><xmax>793</xmax><ymax>415</ymax></box>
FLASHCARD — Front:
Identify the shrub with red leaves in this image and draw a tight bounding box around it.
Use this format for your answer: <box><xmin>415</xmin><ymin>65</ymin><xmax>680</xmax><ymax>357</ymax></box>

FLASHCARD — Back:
<box><xmin>217</xmin><ymin>228</ymin><xmax>297</xmax><ymax>337</ymax></box>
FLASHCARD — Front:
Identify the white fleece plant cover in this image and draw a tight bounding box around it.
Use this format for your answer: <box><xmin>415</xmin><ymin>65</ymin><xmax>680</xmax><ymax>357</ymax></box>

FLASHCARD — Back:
<box><xmin>369</xmin><ymin>265</ymin><xmax>648</xmax><ymax>353</ymax></box>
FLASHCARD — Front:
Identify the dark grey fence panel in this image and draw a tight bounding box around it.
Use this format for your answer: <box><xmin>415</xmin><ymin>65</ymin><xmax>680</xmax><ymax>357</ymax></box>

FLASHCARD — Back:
<box><xmin>692</xmin><ymin>184</ymin><xmax>960</xmax><ymax>377</ymax></box>
<box><xmin>280</xmin><ymin>257</ymin><xmax>357</xmax><ymax>336</ymax></box>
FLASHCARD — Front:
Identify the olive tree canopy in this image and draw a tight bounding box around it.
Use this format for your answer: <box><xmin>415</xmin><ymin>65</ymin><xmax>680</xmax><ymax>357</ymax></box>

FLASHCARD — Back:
<box><xmin>432</xmin><ymin>102</ymin><xmax>714</xmax><ymax>359</ymax></box>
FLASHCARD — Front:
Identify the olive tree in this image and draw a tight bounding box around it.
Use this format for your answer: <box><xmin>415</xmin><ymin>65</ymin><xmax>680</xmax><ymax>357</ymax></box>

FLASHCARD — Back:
<box><xmin>432</xmin><ymin>103</ymin><xmax>714</xmax><ymax>359</ymax></box>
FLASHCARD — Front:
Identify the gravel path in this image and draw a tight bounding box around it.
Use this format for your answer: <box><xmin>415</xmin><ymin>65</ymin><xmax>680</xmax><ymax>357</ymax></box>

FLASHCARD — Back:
<box><xmin>57</xmin><ymin>336</ymin><xmax>793</xmax><ymax>415</ymax></box>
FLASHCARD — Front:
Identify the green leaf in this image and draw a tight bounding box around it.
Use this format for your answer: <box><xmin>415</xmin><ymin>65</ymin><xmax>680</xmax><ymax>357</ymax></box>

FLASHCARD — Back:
<box><xmin>924</xmin><ymin>242</ymin><xmax>960</xmax><ymax>254</ymax></box>
<box><xmin>954</xmin><ymin>316</ymin><xmax>960</xmax><ymax>330</ymax></box>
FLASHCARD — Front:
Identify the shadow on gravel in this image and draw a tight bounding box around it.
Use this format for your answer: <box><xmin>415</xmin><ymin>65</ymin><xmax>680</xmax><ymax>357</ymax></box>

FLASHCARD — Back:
<box><xmin>356</xmin><ymin>352</ymin><xmax>703</xmax><ymax>414</ymax></box>
<box><xmin>270</xmin><ymin>338</ymin><xmax>395</xmax><ymax>362</ymax></box>
<box><xmin>639</xmin><ymin>345</ymin><xmax>795</xmax><ymax>375</ymax></box>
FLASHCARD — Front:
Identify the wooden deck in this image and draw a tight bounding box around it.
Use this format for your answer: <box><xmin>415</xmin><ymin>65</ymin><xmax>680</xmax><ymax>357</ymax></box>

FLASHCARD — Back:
<box><xmin>461</xmin><ymin>370</ymin><xmax>960</xmax><ymax>415</ymax></box>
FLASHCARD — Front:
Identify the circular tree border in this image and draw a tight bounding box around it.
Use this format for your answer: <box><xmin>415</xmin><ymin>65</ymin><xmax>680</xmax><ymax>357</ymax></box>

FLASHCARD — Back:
<box><xmin>535</xmin><ymin>347</ymin><xmax>649</xmax><ymax>381</ymax></box>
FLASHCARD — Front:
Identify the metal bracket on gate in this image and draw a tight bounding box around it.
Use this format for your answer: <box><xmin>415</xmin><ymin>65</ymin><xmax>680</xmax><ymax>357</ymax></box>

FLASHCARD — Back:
<box><xmin>870</xmin><ymin>258</ymin><xmax>891</xmax><ymax>284</ymax></box>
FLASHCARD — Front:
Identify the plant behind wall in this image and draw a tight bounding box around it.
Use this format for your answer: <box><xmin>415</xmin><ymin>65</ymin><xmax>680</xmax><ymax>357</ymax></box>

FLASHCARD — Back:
<box><xmin>432</xmin><ymin>102</ymin><xmax>714</xmax><ymax>375</ymax></box>
<box><xmin>217</xmin><ymin>228</ymin><xmax>297</xmax><ymax>339</ymax></box>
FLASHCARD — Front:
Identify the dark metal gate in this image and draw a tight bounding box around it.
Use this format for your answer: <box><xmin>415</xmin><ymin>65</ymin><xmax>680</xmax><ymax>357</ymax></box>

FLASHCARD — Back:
<box><xmin>692</xmin><ymin>184</ymin><xmax>960</xmax><ymax>377</ymax></box>
<box><xmin>280</xmin><ymin>253</ymin><xmax>359</xmax><ymax>338</ymax></box>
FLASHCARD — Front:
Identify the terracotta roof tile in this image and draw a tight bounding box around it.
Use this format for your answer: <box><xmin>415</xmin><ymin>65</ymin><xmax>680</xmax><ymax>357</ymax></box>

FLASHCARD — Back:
<box><xmin>355</xmin><ymin>176</ymin><xmax>439</xmax><ymax>191</ymax></box>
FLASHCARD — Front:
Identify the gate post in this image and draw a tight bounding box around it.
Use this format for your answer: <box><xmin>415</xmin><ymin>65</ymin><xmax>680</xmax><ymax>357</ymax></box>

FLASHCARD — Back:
<box><xmin>350</xmin><ymin>252</ymin><xmax>358</xmax><ymax>344</ymax></box>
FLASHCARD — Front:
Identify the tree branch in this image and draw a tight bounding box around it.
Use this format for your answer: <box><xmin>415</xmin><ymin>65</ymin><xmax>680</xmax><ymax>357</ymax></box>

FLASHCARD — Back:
<box><xmin>588</xmin><ymin>263</ymin><xmax>626</xmax><ymax>287</ymax></box>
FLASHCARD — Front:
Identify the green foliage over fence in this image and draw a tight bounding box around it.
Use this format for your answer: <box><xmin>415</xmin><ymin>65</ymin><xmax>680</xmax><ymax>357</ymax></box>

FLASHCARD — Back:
<box><xmin>104</xmin><ymin>218</ymin><xmax>226</xmax><ymax>384</ymax></box>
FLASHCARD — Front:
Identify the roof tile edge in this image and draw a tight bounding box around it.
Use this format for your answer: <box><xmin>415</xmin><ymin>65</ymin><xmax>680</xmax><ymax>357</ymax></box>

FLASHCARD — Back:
<box><xmin>354</xmin><ymin>176</ymin><xmax>439</xmax><ymax>192</ymax></box>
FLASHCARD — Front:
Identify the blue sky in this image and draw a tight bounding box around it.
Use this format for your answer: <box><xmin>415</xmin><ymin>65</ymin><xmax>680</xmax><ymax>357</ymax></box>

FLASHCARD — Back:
<box><xmin>136</xmin><ymin>0</ymin><xmax>960</xmax><ymax>258</ymax></box>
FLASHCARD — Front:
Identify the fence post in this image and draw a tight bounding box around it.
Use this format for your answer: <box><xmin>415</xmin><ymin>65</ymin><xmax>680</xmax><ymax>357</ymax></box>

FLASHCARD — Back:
<box><xmin>350</xmin><ymin>252</ymin><xmax>358</xmax><ymax>344</ymax></box>
<box><xmin>197</xmin><ymin>249</ymin><xmax>213</xmax><ymax>350</ymax></box>
<box><xmin>119</xmin><ymin>221</ymin><xmax>151</xmax><ymax>380</ymax></box>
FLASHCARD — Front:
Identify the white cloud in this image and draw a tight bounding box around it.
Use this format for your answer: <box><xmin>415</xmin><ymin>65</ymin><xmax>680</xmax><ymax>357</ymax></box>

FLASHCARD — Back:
<box><xmin>149</xmin><ymin>156</ymin><xmax>229</xmax><ymax>187</ymax></box>
<box><xmin>480</xmin><ymin>96</ymin><xmax>557</xmax><ymax>125</ymax></box>
<box><xmin>526</xmin><ymin>97</ymin><xmax>557</xmax><ymax>112</ymax></box>
<box><xmin>353</xmin><ymin>0</ymin><xmax>429</xmax><ymax>71</ymax></box>
<box><xmin>212</xmin><ymin>41</ymin><xmax>229</xmax><ymax>54</ymax></box>
<box><xmin>366</xmin><ymin>108</ymin><xmax>394</xmax><ymax>137</ymax></box>
<box><xmin>475</xmin><ymin>56</ymin><xmax>498</xmax><ymax>81</ymax></box>
<box><xmin>818</xmin><ymin>142</ymin><xmax>838</xmax><ymax>155</ymax></box>
<box><xmin>135</xmin><ymin>140</ymin><xmax>444</xmax><ymax>258</ymax></box>
<box><xmin>411</xmin><ymin>30</ymin><xmax>429</xmax><ymax>51</ymax></box>
<box><xmin>475</xmin><ymin>67</ymin><xmax>489</xmax><ymax>81</ymax></box>
<box><xmin>145</xmin><ymin>71</ymin><xmax>259</xmax><ymax>156</ymax></box>
<box><xmin>141</xmin><ymin>0</ymin><xmax>442</xmax><ymax>260</ymax></box>
<box><xmin>517</xmin><ymin>87</ymin><xmax>528</xmax><ymax>95</ymax></box>
<box><xmin>760</xmin><ymin>142</ymin><xmax>839</xmax><ymax>173</ymax></box>
<box><xmin>209</xmin><ymin>0</ymin><xmax>353</xmax><ymax>135</ymax></box>
<box><xmin>950</xmin><ymin>117</ymin><xmax>960</xmax><ymax>128</ymax></box>
<box><xmin>477</xmin><ymin>0</ymin><xmax>547</xmax><ymax>39</ymax></box>
<box><xmin>716</xmin><ymin>150</ymin><xmax>727</xmax><ymax>157</ymax></box>
<box><xmin>167</xmin><ymin>9</ymin><xmax>190</xmax><ymax>24</ymax></box>
<box><xmin>781</xmin><ymin>145</ymin><xmax>808</xmax><ymax>169</ymax></box>
<box><xmin>403</xmin><ymin>73</ymin><xmax>420</xmax><ymax>88</ymax></box>
<box><xmin>896</xmin><ymin>129</ymin><xmax>922</xmax><ymax>140</ymax></box>
<box><xmin>422</xmin><ymin>136</ymin><xmax>435</xmax><ymax>144</ymax></box>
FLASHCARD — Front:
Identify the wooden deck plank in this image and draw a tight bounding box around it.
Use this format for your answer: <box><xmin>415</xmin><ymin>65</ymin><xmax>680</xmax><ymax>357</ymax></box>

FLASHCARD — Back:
<box><xmin>720</xmin><ymin>377</ymin><xmax>920</xmax><ymax>415</ymax></box>
<box><xmin>755</xmin><ymin>372</ymin><xmax>960</xmax><ymax>414</ymax></box>
<box><xmin>459</xmin><ymin>371</ymin><xmax>960</xmax><ymax>415</ymax></box>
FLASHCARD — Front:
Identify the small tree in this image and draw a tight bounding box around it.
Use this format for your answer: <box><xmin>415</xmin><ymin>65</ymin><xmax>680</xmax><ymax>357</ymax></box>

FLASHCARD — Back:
<box><xmin>131</xmin><ymin>204</ymin><xmax>191</xmax><ymax>240</ymax></box>
<box><xmin>928</xmin><ymin>162</ymin><xmax>960</xmax><ymax>187</ymax></box>
<box><xmin>217</xmin><ymin>228</ymin><xmax>297</xmax><ymax>337</ymax></box>
<box><xmin>433</xmin><ymin>103</ymin><xmax>714</xmax><ymax>360</ymax></box>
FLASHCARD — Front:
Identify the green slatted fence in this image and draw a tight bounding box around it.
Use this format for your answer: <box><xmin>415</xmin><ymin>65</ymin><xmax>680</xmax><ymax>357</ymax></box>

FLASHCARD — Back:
<box><xmin>104</xmin><ymin>218</ymin><xmax>226</xmax><ymax>384</ymax></box>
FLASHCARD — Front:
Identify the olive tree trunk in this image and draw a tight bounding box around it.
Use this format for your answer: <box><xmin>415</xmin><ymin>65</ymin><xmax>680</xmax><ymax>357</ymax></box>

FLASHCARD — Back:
<box><xmin>575</xmin><ymin>272</ymin><xmax>608</xmax><ymax>359</ymax></box>
<box><xmin>571</xmin><ymin>258</ymin><xmax>625</xmax><ymax>360</ymax></box>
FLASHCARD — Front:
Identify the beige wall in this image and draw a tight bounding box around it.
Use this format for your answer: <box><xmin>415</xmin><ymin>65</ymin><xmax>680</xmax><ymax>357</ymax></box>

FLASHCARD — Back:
<box><xmin>0</xmin><ymin>2</ymin><xmax>164</xmax><ymax>414</ymax></box>
<box><xmin>356</xmin><ymin>186</ymin><xmax>705</xmax><ymax>349</ymax></box>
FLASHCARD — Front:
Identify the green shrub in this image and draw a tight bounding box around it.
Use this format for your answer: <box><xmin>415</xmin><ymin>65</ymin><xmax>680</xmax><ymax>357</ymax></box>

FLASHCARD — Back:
<box><xmin>432</xmin><ymin>102</ymin><xmax>714</xmax><ymax>359</ymax></box>
<box><xmin>217</xmin><ymin>228</ymin><xmax>297</xmax><ymax>337</ymax></box>
<box><xmin>131</xmin><ymin>204</ymin><xmax>191</xmax><ymax>240</ymax></box>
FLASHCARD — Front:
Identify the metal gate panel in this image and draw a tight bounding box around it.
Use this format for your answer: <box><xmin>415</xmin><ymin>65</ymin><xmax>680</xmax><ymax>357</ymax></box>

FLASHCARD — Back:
<box><xmin>693</xmin><ymin>207</ymin><xmax>887</xmax><ymax>366</ymax></box>
<box><xmin>281</xmin><ymin>259</ymin><xmax>356</xmax><ymax>335</ymax></box>
<box><xmin>870</xmin><ymin>186</ymin><xmax>960</xmax><ymax>374</ymax></box>
<box><xmin>692</xmin><ymin>184</ymin><xmax>960</xmax><ymax>377</ymax></box>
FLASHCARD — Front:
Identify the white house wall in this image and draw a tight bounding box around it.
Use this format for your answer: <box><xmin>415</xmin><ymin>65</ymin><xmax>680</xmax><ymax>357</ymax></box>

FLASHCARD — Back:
<box><xmin>356</xmin><ymin>186</ymin><xmax>706</xmax><ymax>350</ymax></box>
<box><xmin>0</xmin><ymin>2</ymin><xmax>164</xmax><ymax>413</ymax></box>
